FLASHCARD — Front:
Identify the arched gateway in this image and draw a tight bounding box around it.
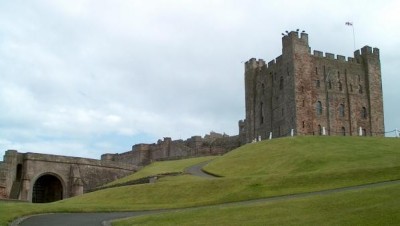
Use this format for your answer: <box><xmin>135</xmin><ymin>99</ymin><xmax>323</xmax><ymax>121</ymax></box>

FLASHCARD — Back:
<box><xmin>0</xmin><ymin>150</ymin><xmax>135</xmax><ymax>202</ymax></box>
<box><xmin>32</xmin><ymin>174</ymin><xmax>63</xmax><ymax>203</ymax></box>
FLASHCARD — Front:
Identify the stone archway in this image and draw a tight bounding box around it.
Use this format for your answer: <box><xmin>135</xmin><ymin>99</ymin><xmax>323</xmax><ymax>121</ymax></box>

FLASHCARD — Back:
<box><xmin>32</xmin><ymin>174</ymin><xmax>63</xmax><ymax>203</ymax></box>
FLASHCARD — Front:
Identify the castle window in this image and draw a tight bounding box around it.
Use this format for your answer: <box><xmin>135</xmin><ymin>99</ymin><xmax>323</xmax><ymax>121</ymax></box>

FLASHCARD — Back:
<box><xmin>339</xmin><ymin>104</ymin><xmax>345</xmax><ymax>117</ymax></box>
<box><xmin>359</xmin><ymin>85</ymin><xmax>363</xmax><ymax>94</ymax></box>
<box><xmin>302</xmin><ymin>99</ymin><xmax>305</xmax><ymax>107</ymax></box>
<box><xmin>362</xmin><ymin>107</ymin><xmax>368</xmax><ymax>119</ymax></box>
<box><xmin>16</xmin><ymin>164</ymin><xmax>23</xmax><ymax>181</ymax></box>
<box><xmin>260</xmin><ymin>102</ymin><xmax>264</xmax><ymax>124</ymax></box>
<box><xmin>328</xmin><ymin>80</ymin><xmax>332</xmax><ymax>89</ymax></box>
<box><xmin>358</xmin><ymin>74</ymin><xmax>361</xmax><ymax>82</ymax></box>
<box><xmin>279</xmin><ymin>76</ymin><xmax>284</xmax><ymax>90</ymax></box>
<box><xmin>262</xmin><ymin>83</ymin><xmax>265</xmax><ymax>95</ymax></box>
<box><xmin>341</xmin><ymin>127</ymin><xmax>346</xmax><ymax>136</ymax></box>
<box><xmin>302</xmin><ymin>121</ymin><xmax>305</xmax><ymax>128</ymax></box>
<box><xmin>337</xmin><ymin>71</ymin><xmax>340</xmax><ymax>79</ymax></box>
<box><xmin>316</xmin><ymin>80</ymin><xmax>320</xmax><ymax>88</ymax></box>
<box><xmin>318</xmin><ymin>124</ymin><xmax>322</xmax><ymax>135</ymax></box>
<box><xmin>363</xmin><ymin>129</ymin><xmax>367</xmax><ymax>136</ymax></box>
<box><xmin>315</xmin><ymin>67</ymin><xmax>318</xmax><ymax>75</ymax></box>
<box><xmin>301</xmin><ymin>86</ymin><xmax>304</xmax><ymax>93</ymax></box>
<box><xmin>338</xmin><ymin>81</ymin><xmax>343</xmax><ymax>91</ymax></box>
<box><xmin>316</xmin><ymin>101</ymin><xmax>323</xmax><ymax>115</ymax></box>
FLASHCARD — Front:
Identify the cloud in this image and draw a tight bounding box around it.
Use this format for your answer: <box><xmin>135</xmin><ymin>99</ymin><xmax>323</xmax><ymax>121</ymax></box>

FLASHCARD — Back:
<box><xmin>0</xmin><ymin>0</ymin><xmax>399</xmax><ymax>161</ymax></box>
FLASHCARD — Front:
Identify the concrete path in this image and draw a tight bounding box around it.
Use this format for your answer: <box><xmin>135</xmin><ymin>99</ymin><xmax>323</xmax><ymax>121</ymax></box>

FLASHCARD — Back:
<box><xmin>13</xmin><ymin>178</ymin><xmax>400</xmax><ymax>225</ymax></box>
<box><xmin>14</xmin><ymin>211</ymin><xmax>168</xmax><ymax>226</ymax></box>
<box><xmin>184</xmin><ymin>160</ymin><xmax>218</xmax><ymax>178</ymax></box>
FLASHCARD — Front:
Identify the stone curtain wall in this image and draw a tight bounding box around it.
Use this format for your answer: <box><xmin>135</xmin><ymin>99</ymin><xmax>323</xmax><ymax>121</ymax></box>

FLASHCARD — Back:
<box><xmin>102</xmin><ymin>132</ymin><xmax>241</xmax><ymax>166</ymax></box>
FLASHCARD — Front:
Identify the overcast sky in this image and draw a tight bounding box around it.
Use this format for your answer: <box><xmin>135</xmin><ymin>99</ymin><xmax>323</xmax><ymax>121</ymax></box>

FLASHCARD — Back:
<box><xmin>1</xmin><ymin>0</ymin><xmax>399</xmax><ymax>161</ymax></box>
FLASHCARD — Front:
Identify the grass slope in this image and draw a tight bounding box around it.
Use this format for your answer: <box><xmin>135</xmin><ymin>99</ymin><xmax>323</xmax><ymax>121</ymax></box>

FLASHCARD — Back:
<box><xmin>114</xmin><ymin>183</ymin><xmax>400</xmax><ymax>226</ymax></box>
<box><xmin>104</xmin><ymin>156</ymin><xmax>217</xmax><ymax>187</ymax></box>
<box><xmin>1</xmin><ymin>136</ymin><xmax>400</xmax><ymax>225</ymax></box>
<box><xmin>204</xmin><ymin>136</ymin><xmax>400</xmax><ymax>178</ymax></box>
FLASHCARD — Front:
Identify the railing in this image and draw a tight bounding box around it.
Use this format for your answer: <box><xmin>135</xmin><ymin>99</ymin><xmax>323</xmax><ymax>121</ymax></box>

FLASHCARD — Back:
<box><xmin>251</xmin><ymin>128</ymin><xmax>399</xmax><ymax>142</ymax></box>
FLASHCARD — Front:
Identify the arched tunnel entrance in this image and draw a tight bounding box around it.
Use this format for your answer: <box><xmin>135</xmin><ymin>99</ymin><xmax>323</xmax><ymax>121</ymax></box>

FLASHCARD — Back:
<box><xmin>32</xmin><ymin>174</ymin><xmax>63</xmax><ymax>203</ymax></box>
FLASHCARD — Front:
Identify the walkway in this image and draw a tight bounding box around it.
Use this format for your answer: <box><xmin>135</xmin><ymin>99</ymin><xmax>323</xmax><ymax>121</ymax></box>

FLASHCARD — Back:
<box><xmin>13</xmin><ymin>178</ymin><xmax>400</xmax><ymax>225</ymax></box>
<box><xmin>183</xmin><ymin>160</ymin><xmax>218</xmax><ymax>178</ymax></box>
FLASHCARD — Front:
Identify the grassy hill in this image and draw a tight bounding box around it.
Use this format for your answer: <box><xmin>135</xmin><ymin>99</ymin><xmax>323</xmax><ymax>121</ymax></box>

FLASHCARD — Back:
<box><xmin>204</xmin><ymin>136</ymin><xmax>400</xmax><ymax>178</ymax></box>
<box><xmin>1</xmin><ymin>136</ymin><xmax>400</xmax><ymax>225</ymax></box>
<box><xmin>104</xmin><ymin>156</ymin><xmax>217</xmax><ymax>187</ymax></box>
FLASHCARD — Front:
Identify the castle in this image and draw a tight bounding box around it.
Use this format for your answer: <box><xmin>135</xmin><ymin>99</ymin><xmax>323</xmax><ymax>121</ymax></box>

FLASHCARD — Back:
<box><xmin>0</xmin><ymin>132</ymin><xmax>240</xmax><ymax>202</ymax></box>
<box><xmin>0</xmin><ymin>31</ymin><xmax>385</xmax><ymax>202</ymax></box>
<box><xmin>238</xmin><ymin>31</ymin><xmax>384</xmax><ymax>143</ymax></box>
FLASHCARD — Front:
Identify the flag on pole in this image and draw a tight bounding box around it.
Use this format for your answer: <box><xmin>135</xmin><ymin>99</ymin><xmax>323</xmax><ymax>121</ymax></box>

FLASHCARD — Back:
<box><xmin>345</xmin><ymin>22</ymin><xmax>353</xmax><ymax>26</ymax></box>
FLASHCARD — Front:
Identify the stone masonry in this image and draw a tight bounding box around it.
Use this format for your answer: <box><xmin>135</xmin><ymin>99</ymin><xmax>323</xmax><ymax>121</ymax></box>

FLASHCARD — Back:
<box><xmin>239</xmin><ymin>31</ymin><xmax>384</xmax><ymax>143</ymax></box>
<box><xmin>102</xmin><ymin>131</ymin><xmax>240</xmax><ymax>166</ymax></box>
<box><xmin>0</xmin><ymin>150</ymin><xmax>135</xmax><ymax>202</ymax></box>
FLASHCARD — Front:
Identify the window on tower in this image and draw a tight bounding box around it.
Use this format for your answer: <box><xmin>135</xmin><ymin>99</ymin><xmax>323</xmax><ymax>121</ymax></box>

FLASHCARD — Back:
<box><xmin>362</xmin><ymin>107</ymin><xmax>368</xmax><ymax>119</ymax></box>
<box><xmin>316</xmin><ymin>101</ymin><xmax>322</xmax><ymax>115</ymax></box>
<box><xmin>339</xmin><ymin>104</ymin><xmax>345</xmax><ymax>117</ymax></box>
<box><xmin>260</xmin><ymin>102</ymin><xmax>264</xmax><ymax>124</ymax></box>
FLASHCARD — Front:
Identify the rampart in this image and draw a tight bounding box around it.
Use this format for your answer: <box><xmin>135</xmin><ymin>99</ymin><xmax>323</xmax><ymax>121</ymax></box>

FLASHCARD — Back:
<box><xmin>102</xmin><ymin>132</ymin><xmax>241</xmax><ymax>166</ymax></box>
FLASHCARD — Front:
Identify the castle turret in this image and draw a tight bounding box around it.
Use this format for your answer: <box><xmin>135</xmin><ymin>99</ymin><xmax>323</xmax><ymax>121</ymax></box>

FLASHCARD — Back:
<box><xmin>358</xmin><ymin>46</ymin><xmax>384</xmax><ymax>135</ymax></box>
<box><xmin>282</xmin><ymin>31</ymin><xmax>310</xmax><ymax>57</ymax></box>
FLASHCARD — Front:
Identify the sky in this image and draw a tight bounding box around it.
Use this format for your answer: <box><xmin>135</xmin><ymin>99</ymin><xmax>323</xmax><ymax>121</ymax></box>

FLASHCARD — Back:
<box><xmin>1</xmin><ymin>0</ymin><xmax>399</xmax><ymax>161</ymax></box>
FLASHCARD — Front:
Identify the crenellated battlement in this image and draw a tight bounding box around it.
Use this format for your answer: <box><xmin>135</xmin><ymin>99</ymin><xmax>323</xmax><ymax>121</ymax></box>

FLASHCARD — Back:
<box><xmin>245</xmin><ymin>55</ymin><xmax>282</xmax><ymax>71</ymax></box>
<box><xmin>312</xmin><ymin>45</ymin><xmax>379</xmax><ymax>63</ymax></box>
<box><xmin>245</xmin><ymin>58</ymin><xmax>265</xmax><ymax>70</ymax></box>
<box><xmin>355</xmin><ymin>46</ymin><xmax>380</xmax><ymax>58</ymax></box>
<box><xmin>282</xmin><ymin>30</ymin><xmax>309</xmax><ymax>46</ymax></box>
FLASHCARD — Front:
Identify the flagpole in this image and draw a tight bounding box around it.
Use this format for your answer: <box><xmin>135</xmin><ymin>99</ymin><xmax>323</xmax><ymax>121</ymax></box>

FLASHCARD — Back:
<box><xmin>346</xmin><ymin>22</ymin><xmax>356</xmax><ymax>51</ymax></box>
<box><xmin>351</xmin><ymin>23</ymin><xmax>356</xmax><ymax>51</ymax></box>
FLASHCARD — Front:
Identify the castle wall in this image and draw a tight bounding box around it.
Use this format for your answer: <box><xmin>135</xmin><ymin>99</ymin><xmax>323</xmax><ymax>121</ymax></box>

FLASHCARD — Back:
<box><xmin>102</xmin><ymin>133</ymin><xmax>240</xmax><ymax>165</ymax></box>
<box><xmin>0</xmin><ymin>151</ymin><xmax>135</xmax><ymax>201</ymax></box>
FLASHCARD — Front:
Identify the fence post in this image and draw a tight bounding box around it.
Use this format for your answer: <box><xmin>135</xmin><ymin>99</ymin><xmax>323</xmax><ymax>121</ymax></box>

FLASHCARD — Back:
<box><xmin>359</xmin><ymin>127</ymin><xmax>362</xmax><ymax>136</ymax></box>
<box><xmin>322</xmin><ymin>127</ymin><xmax>326</xmax><ymax>135</ymax></box>
<box><xmin>290</xmin><ymin>129</ymin><xmax>294</xmax><ymax>137</ymax></box>
<box><xmin>269</xmin><ymin>132</ymin><xmax>272</xmax><ymax>140</ymax></box>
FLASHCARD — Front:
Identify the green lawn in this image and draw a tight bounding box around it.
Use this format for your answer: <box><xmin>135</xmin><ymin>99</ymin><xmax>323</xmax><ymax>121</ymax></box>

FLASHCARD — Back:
<box><xmin>114</xmin><ymin>182</ymin><xmax>400</xmax><ymax>226</ymax></box>
<box><xmin>1</xmin><ymin>136</ymin><xmax>400</xmax><ymax>225</ymax></box>
<box><xmin>204</xmin><ymin>136</ymin><xmax>400</xmax><ymax>178</ymax></box>
<box><xmin>104</xmin><ymin>156</ymin><xmax>217</xmax><ymax>187</ymax></box>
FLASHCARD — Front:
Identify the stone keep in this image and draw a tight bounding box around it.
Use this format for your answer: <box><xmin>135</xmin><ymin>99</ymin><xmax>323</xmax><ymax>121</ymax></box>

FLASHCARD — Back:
<box><xmin>239</xmin><ymin>31</ymin><xmax>384</xmax><ymax>143</ymax></box>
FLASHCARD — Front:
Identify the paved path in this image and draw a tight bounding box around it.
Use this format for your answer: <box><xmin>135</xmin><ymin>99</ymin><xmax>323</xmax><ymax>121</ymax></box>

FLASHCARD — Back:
<box><xmin>14</xmin><ymin>178</ymin><xmax>400</xmax><ymax>226</ymax></box>
<box><xmin>15</xmin><ymin>211</ymin><xmax>168</xmax><ymax>226</ymax></box>
<box><xmin>184</xmin><ymin>160</ymin><xmax>218</xmax><ymax>178</ymax></box>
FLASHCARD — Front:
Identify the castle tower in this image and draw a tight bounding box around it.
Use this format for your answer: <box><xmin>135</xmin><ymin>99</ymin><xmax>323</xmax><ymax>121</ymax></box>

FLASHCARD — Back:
<box><xmin>239</xmin><ymin>31</ymin><xmax>384</xmax><ymax>143</ymax></box>
<box><xmin>357</xmin><ymin>46</ymin><xmax>385</xmax><ymax>135</ymax></box>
